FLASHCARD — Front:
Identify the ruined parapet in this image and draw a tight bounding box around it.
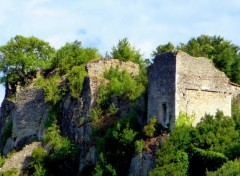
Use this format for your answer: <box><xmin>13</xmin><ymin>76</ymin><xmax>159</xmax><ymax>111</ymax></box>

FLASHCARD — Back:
<box><xmin>85</xmin><ymin>59</ymin><xmax>139</xmax><ymax>108</ymax></box>
<box><xmin>86</xmin><ymin>59</ymin><xmax>139</xmax><ymax>77</ymax></box>
<box><xmin>148</xmin><ymin>51</ymin><xmax>234</xmax><ymax>128</ymax></box>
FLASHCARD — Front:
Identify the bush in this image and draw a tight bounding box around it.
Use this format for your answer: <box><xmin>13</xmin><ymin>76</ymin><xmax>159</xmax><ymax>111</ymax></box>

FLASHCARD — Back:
<box><xmin>0</xmin><ymin>155</ymin><xmax>5</xmax><ymax>167</ymax></box>
<box><xmin>143</xmin><ymin>117</ymin><xmax>157</xmax><ymax>137</ymax></box>
<box><xmin>98</xmin><ymin>67</ymin><xmax>145</xmax><ymax>108</ymax></box>
<box><xmin>67</xmin><ymin>65</ymin><xmax>87</xmax><ymax>99</ymax></box>
<box><xmin>0</xmin><ymin>168</ymin><xmax>17</xmax><ymax>176</ymax></box>
<box><xmin>134</xmin><ymin>140</ymin><xmax>144</xmax><ymax>154</ymax></box>
<box><xmin>95</xmin><ymin>111</ymin><xmax>139</xmax><ymax>175</ymax></box>
<box><xmin>189</xmin><ymin>147</ymin><xmax>228</xmax><ymax>175</ymax></box>
<box><xmin>207</xmin><ymin>159</ymin><xmax>240</xmax><ymax>176</ymax></box>
<box><xmin>43</xmin><ymin>75</ymin><xmax>62</xmax><ymax>105</ymax></box>
<box><xmin>151</xmin><ymin>144</ymin><xmax>189</xmax><ymax>176</ymax></box>
<box><xmin>31</xmin><ymin>147</ymin><xmax>47</xmax><ymax>165</ymax></box>
<box><xmin>93</xmin><ymin>153</ymin><xmax>116</xmax><ymax>176</ymax></box>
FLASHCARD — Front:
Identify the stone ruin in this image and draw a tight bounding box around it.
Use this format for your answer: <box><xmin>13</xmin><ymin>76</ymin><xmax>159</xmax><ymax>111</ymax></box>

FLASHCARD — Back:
<box><xmin>148</xmin><ymin>51</ymin><xmax>240</xmax><ymax>127</ymax></box>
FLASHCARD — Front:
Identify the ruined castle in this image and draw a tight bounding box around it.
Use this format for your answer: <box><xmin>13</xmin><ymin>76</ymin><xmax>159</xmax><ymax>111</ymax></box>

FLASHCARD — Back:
<box><xmin>148</xmin><ymin>51</ymin><xmax>240</xmax><ymax>127</ymax></box>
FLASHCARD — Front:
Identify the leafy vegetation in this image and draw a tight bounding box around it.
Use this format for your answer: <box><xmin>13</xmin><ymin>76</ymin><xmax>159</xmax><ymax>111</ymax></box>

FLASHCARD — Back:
<box><xmin>52</xmin><ymin>40</ymin><xmax>100</xmax><ymax>75</ymax></box>
<box><xmin>143</xmin><ymin>117</ymin><xmax>157</xmax><ymax>137</ymax></box>
<box><xmin>0</xmin><ymin>34</ymin><xmax>239</xmax><ymax>176</ymax></box>
<box><xmin>151</xmin><ymin>107</ymin><xmax>240</xmax><ymax>176</ymax></box>
<box><xmin>0</xmin><ymin>35</ymin><xmax>55</xmax><ymax>89</ymax></box>
<box><xmin>0</xmin><ymin>168</ymin><xmax>17</xmax><ymax>176</ymax></box>
<box><xmin>24</xmin><ymin>120</ymin><xmax>79</xmax><ymax>176</ymax></box>
<box><xmin>207</xmin><ymin>159</ymin><xmax>240</xmax><ymax>176</ymax></box>
<box><xmin>67</xmin><ymin>65</ymin><xmax>87</xmax><ymax>98</ymax></box>
<box><xmin>97</xmin><ymin>67</ymin><xmax>145</xmax><ymax>108</ymax></box>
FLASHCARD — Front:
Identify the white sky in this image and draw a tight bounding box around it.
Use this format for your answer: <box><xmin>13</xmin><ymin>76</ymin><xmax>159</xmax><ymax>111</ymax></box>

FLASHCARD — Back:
<box><xmin>1</xmin><ymin>0</ymin><xmax>240</xmax><ymax>105</ymax></box>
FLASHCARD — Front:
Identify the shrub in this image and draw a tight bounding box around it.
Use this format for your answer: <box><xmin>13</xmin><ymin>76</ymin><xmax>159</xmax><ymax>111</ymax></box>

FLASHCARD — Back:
<box><xmin>0</xmin><ymin>168</ymin><xmax>17</xmax><ymax>176</ymax></box>
<box><xmin>143</xmin><ymin>117</ymin><xmax>157</xmax><ymax>137</ymax></box>
<box><xmin>40</xmin><ymin>122</ymin><xmax>79</xmax><ymax>175</ymax></box>
<box><xmin>189</xmin><ymin>147</ymin><xmax>228</xmax><ymax>175</ymax></box>
<box><xmin>31</xmin><ymin>147</ymin><xmax>47</xmax><ymax>165</ymax></box>
<box><xmin>0</xmin><ymin>155</ymin><xmax>5</xmax><ymax>167</ymax></box>
<box><xmin>134</xmin><ymin>140</ymin><xmax>144</xmax><ymax>154</ymax></box>
<box><xmin>98</xmin><ymin>67</ymin><xmax>145</xmax><ymax>108</ymax></box>
<box><xmin>207</xmin><ymin>159</ymin><xmax>240</xmax><ymax>176</ymax></box>
<box><xmin>151</xmin><ymin>143</ymin><xmax>189</xmax><ymax>176</ymax></box>
<box><xmin>93</xmin><ymin>153</ymin><xmax>116</xmax><ymax>176</ymax></box>
<box><xmin>43</xmin><ymin>75</ymin><xmax>62</xmax><ymax>105</ymax></box>
<box><xmin>67</xmin><ymin>65</ymin><xmax>87</xmax><ymax>99</ymax></box>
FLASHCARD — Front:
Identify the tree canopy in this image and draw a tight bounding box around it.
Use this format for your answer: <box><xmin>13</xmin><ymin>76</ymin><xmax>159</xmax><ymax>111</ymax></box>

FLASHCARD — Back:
<box><xmin>110</xmin><ymin>38</ymin><xmax>146</xmax><ymax>67</ymax></box>
<box><xmin>0</xmin><ymin>35</ymin><xmax>55</xmax><ymax>85</ymax></box>
<box><xmin>151</xmin><ymin>42</ymin><xmax>175</xmax><ymax>57</ymax></box>
<box><xmin>52</xmin><ymin>40</ymin><xmax>101</xmax><ymax>74</ymax></box>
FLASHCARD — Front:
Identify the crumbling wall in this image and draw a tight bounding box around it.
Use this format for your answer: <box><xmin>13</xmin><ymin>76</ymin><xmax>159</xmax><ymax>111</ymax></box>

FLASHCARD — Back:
<box><xmin>85</xmin><ymin>59</ymin><xmax>139</xmax><ymax>108</ymax></box>
<box><xmin>147</xmin><ymin>52</ymin><xmax>176</xmax><ymax>127</ymax></box>
<box><xmin>86</xmin><ymin>59</ymin><xmax>139</xmax><ymax>77</ymax></box>
<box><xmin>148</xmin><ymin>51</ymin><xmax>234</xmax><ymax>128</ymax></box>
<box><xmin>175</xmin><ymin>51</ymin><xmax>232</xmax><ymax>125</ymax></box>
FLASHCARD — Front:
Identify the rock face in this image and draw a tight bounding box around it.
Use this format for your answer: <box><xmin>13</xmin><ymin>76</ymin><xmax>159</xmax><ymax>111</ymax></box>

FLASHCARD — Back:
<box><xmin>129</xmin><ymin>152</ymin><xmax>155</xmax><ymax>176</ymax></box>
<box><xmin>0</xmin><ymin>88</ymin><xmax>49</xmax><ymax>154</ymax></box>
<box><xmin>58</xmin><ymin>59</ymin><xmax>140</xmax><ymax>173</ymax></box>
<box><xmin>148</xmin><ymin>51</ymin><xmax>237</xmax><ymax>127</ymax></box>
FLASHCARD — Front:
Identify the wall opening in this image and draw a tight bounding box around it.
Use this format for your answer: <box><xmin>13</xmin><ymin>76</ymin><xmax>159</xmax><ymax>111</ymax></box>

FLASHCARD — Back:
<box><xmin>162</xmin><ymin>103</ymin><xmax>167</xmax><ymax>123</ymax></box>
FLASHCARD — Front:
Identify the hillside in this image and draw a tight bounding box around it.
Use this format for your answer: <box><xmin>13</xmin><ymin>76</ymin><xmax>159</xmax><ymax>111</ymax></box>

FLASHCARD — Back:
<box><xmin>0</xmin><ymin>35</ymin><xmax>239</xmax><ymax>176</ymax></box>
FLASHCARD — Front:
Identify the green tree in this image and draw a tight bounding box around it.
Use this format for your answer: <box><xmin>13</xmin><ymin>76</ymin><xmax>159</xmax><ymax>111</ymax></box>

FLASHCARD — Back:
<box><xmin>111</xmin><ymin>38</ymin><xmax>145</xmax><ymax>67</ymax></box>
<box><xmin>151</xmin><ymin>42</ymin><xmax>175</xmax><ymax>57</ymax></box>
<box><xmin>52</xmin><ymin>40</ymin><xmax>100</xmax><ymax>74</ymax></box>
<box><xmin>0</xmin><ymin>35</ymin><xmax>55</xmax><ymax>88</ymax></box>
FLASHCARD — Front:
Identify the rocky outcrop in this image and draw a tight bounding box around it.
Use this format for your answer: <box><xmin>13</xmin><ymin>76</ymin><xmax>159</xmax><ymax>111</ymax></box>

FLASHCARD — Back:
<box><xmin>58</xmin><ymin>59</ymin><xmax>140</xmax><ymax>173</ymax></box>
<box><xmin>129</xmin><ymin>152</ymin><xmax>155</xmax><ymax>176</ymax></box>
<box><xmin>1</xmin><ymin>88</ymin><xmax>49</xmax><ymax>154</ymax></box>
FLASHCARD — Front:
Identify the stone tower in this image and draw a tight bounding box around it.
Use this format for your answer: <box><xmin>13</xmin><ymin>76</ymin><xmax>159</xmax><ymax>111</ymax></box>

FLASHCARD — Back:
<box><xmin>148</xmin><ymin>51</ymin><xmax>234</xmax><ymax>127</ymax></box>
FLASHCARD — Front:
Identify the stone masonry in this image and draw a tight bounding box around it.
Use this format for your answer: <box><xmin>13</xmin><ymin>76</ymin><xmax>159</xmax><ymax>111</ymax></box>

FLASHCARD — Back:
<box><xmin>148</xmin><ymin>51</ymin><xmax>239</xmax><ymax>127</ymax></box>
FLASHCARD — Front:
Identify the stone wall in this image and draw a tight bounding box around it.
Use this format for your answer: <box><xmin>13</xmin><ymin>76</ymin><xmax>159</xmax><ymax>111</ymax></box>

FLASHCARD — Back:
<box><xmin>148</xmin><ymin>52</ymin><xmax>176</xmax><ymax>127</ymax></box>
<box><xmin>148</xmin><ymin>51</ymin><xmax>235</xmax><ymax>128</ymax></box>
<box><xmin>176</xmin><ymin>51</ymin><xmax>233</xmax><ymax>125</ymax></box>
<box><xmin>86</xmin><ymin>59</ymin><xmax>139</xmax><ymax>77</ymax></box>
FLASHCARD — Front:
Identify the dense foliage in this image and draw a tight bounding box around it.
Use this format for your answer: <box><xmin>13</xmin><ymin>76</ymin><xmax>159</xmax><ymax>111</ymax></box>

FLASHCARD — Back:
<box><xmin>0</xmin><ymin>35</ymin><xmax>239</xmax><ymax>175</ymax></box>
<box><xmin>52</xmin><ymin>40</ymin><xmax>100</xmax><ymax>75</ymax></box>
<box><xmin>0</xmin><ymin>35</ymin><xmax>55</xmax><ymax>86</ymax></box>
<box><xmin>151</xmin><ymin>106</ymin><xmax>240</xmax><ymax>176</ymax></box>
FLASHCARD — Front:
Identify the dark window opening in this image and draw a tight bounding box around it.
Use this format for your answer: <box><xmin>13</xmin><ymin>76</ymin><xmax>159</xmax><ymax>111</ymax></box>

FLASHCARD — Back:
<box><xmin>162</xmin><ymin>103</ymin><xmax>167</xmax><ymax>123</ymax></box>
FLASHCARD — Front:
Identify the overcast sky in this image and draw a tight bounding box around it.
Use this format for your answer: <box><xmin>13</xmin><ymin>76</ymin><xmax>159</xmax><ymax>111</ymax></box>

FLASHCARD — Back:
<box><xmin>1</xmin><ymin>0</ymin><xmax>240</xmax><ymax>105</ymax></box>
